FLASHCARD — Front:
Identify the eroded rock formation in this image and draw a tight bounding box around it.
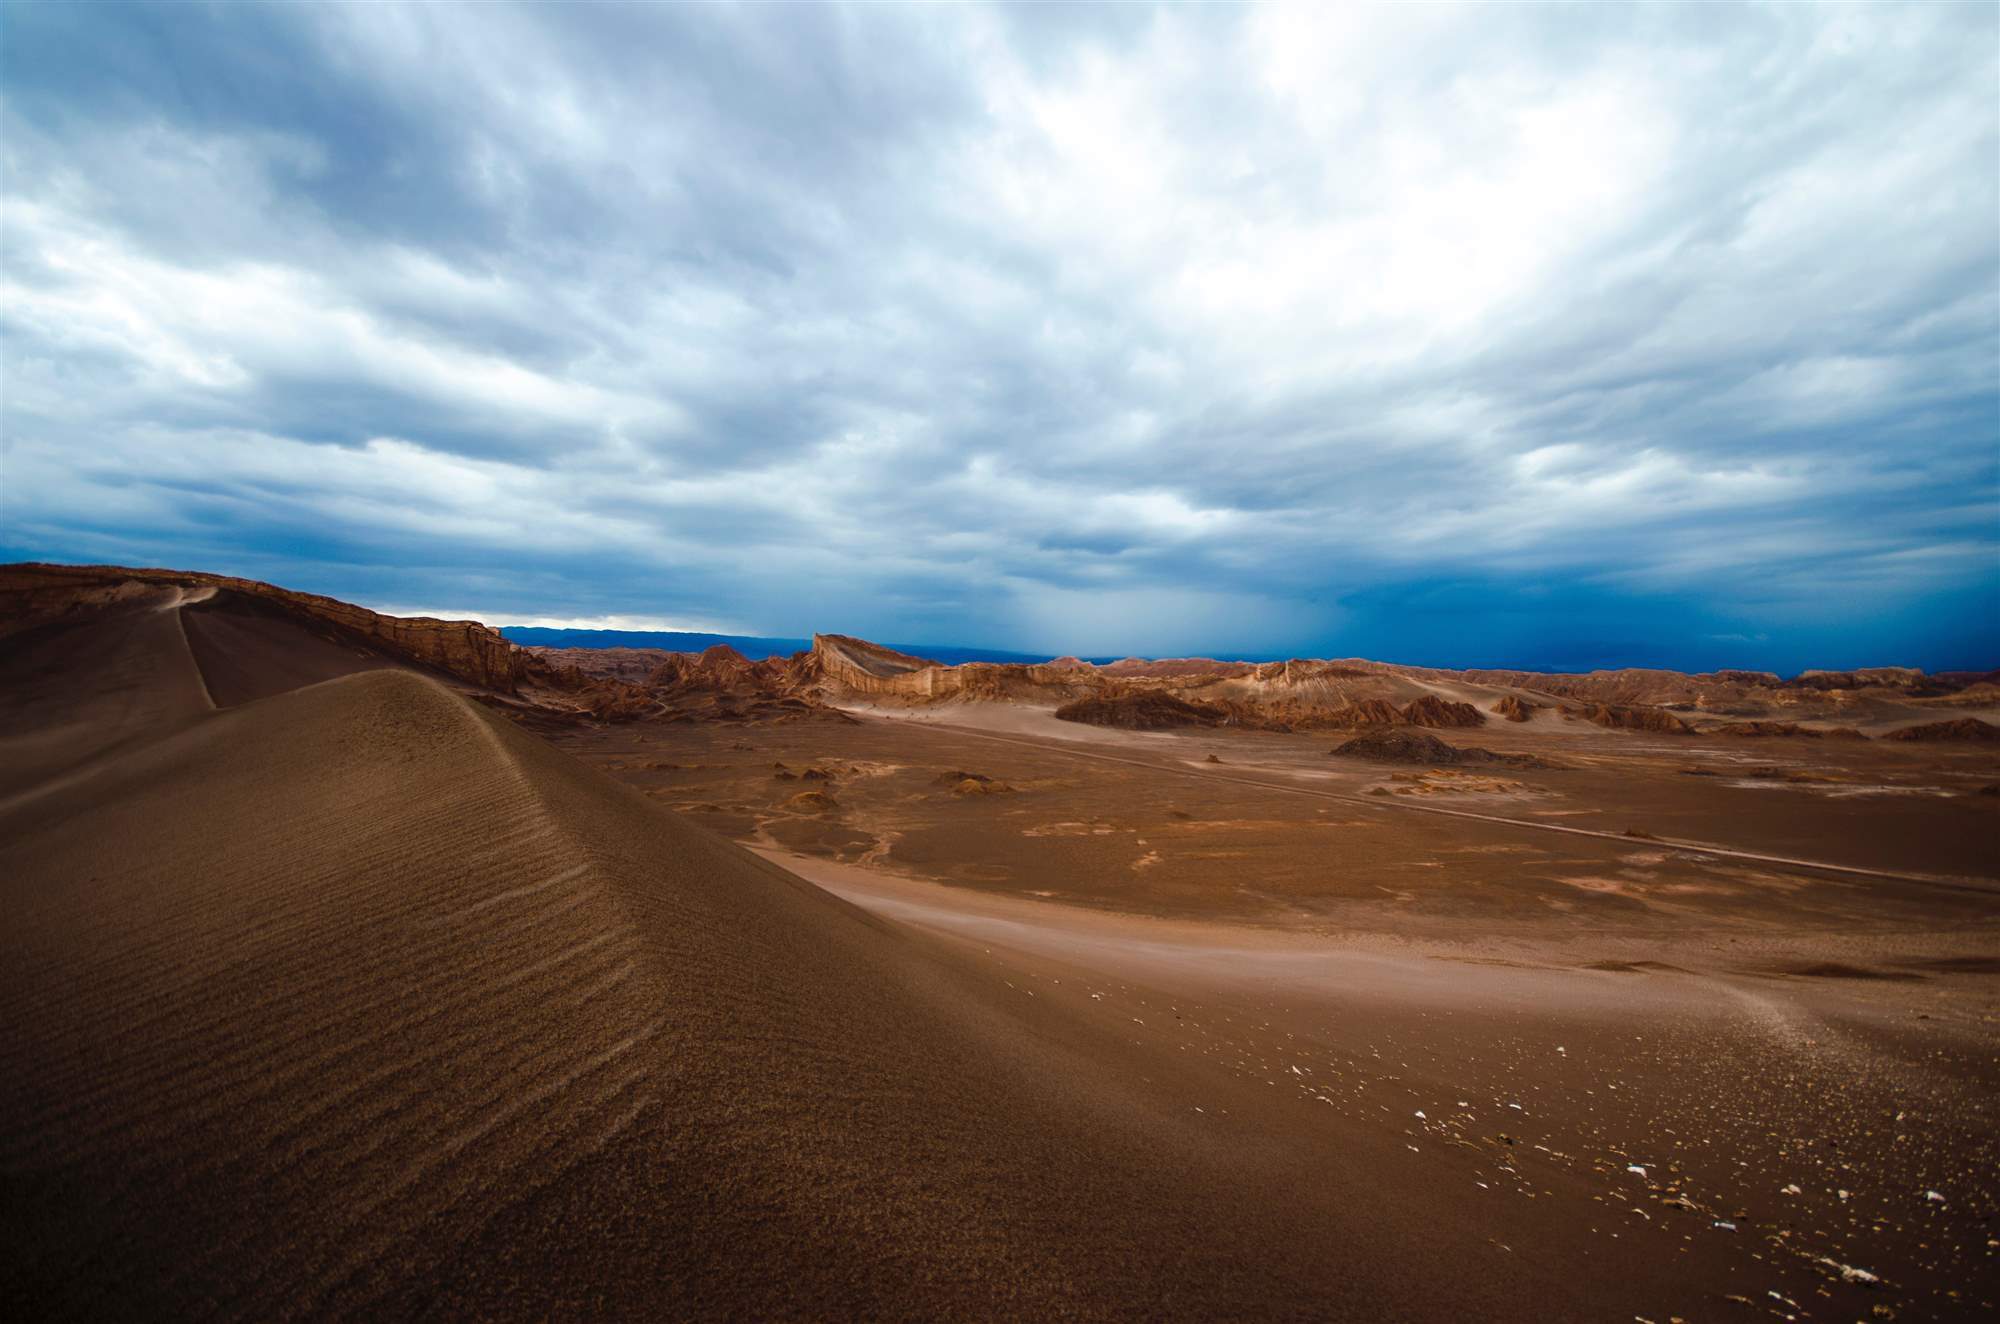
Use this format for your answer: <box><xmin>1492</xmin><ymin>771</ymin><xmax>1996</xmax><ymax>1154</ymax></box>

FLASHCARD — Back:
<box><xmin>1054</xmin><ymin>691</ymin><xmax>1229</xmax><ymax>730</ymax></box>
<box><xmin>1328</xmin><ymin>729</ymin><xmax>1555</xmax><ymax>768</ymax></box>
<box><xmin>1581</xmin><ymin>704</ymin><xmax>1697</xmax><ymax>735</ymax></box>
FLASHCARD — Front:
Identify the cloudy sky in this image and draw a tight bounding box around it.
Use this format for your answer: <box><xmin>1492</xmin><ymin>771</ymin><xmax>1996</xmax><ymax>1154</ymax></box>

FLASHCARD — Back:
<box><xmin>3</xmin><ymin>2</ymin><xmax>1995</xmax><ymax>670</ymax></box>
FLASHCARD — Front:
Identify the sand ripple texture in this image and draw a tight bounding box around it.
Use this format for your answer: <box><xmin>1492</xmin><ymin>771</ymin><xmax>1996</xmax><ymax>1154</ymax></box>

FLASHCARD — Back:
<box><xmin>0</xmin><ymin>606</ymin><xmax>1556</xmax><ymax>1321</ymax></box>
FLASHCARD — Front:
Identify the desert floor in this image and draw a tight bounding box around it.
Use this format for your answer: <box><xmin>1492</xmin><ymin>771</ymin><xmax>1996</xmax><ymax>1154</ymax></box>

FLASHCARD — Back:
<box><xmin>3</xmin><ymin>593</ymin><xmax>1995</xmax><ymax>1320</ymax></box>
<box><xmin>556</xmin><ymin>700</ymin><xmax>2000</xmax><ymax>1320</ymax></box>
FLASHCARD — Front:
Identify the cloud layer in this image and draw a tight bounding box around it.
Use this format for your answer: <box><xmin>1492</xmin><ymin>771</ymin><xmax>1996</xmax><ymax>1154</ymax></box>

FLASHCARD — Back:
<box><xmin>3</xmin><ymin>2</ymin><xmax>1995</xmax><ymax>669</ymax></box>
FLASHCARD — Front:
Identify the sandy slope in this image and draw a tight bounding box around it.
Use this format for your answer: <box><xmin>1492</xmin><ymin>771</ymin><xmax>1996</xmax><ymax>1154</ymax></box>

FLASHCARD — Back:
<box><xmin>0</xmin><ymin>603</ymin><xmax>1602</xmax><ymax>1321</ymax></box>
<box><xmin>0</xmin><ymin>590</ymin><xmax>213</xmax><ymax>801</ymax></box>
<box><xmin>4</xmin><ymin>599</ymin><xmax>1992</xmax><ymax>1320</ymax></box>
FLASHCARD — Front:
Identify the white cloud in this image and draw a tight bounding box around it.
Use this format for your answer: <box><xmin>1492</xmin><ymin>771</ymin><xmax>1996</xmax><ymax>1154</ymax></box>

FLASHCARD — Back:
<box><xmin>0</xmin><ymin>0</ymin><xmax>1992</xmax><ymax>663</ymax></box>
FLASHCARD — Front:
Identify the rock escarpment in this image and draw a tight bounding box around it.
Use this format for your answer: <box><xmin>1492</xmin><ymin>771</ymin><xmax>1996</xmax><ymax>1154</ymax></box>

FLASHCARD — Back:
<box><xmin>0</xmin><ymin>562</ymin><xmax>524</xmax><ymax>691</ymax></box>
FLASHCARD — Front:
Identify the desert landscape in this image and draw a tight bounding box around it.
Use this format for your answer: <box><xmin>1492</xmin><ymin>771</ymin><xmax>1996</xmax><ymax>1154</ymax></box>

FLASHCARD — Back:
<box><xmin>2</xmin><ymin>562</ymin><xmax>1995</xmax><ymax>1321</ymax></box>
<box><xmin>5</xmin><ymin>3</ymin><xmax>1995</xmax><ymax>1318</ymax></box>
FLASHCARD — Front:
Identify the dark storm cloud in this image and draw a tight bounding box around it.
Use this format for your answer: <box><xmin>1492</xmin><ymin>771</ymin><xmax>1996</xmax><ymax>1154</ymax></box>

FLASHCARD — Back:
<box><xmin>2</xmin><ymin>1</ymin><xmax>1994</xmax><ymax>667</ymax></box>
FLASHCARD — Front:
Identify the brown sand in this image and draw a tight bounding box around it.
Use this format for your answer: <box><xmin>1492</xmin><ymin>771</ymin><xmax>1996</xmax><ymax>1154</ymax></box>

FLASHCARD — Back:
<box><xmin>3</xmin><ymin>597</ymin><xmax>1996</xmax><ymax>1320</ymax></box>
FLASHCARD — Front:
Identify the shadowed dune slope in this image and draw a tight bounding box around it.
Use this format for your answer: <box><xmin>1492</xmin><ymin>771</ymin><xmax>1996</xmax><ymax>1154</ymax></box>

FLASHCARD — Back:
<box><xmin>0</xmin><ymin>591</ymin><xmax>214</xmax><ymax>801</ymax></box>
<box><xmin>177</xmin><ymin>588</ymin><xmax>400</xmax><ymax>706</ymax></box>
<box><xmin>0</xmin><ymin>628</ymin><xmax>1594</xmax><ymax>1319</ymax></box>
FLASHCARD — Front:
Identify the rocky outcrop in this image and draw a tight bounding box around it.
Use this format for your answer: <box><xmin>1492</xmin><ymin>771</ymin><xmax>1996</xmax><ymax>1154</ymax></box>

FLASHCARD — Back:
<box><xmin>1401</xmin><ymin>694</ymin><xmax>1486</xmax><ymax>728</ymax></box>
<box><xmin>530</xmin><ymin>646</ymin><xmax>679</xmax><ymax>683</ymax></box>
<box><xmin>519</xmin><ymin>636</ymin><xmax>849</xmax><ymax>726</ymax></box>
<box><xmin>1317</xmin><ymin>698</ymin><xmax>1404</xmax><ymax>728</ymax></box>
<box><xmin>1286</xmin><ymin>696</ymin><xmax>1485</xmax><ymax>730</ymax></box>
<box><xmin>1328</xmin><ymin>729</ymin><xmax>1555</xmax><ymax>768</ymax></box>
<box><xmin>1881</xmin><ymin>717</ymin><xmax>2000</xmax><ymax>743</ymax></box>
<box><xmin>1581</xmin><ymin>704</ymin><xmax>1696</xmax><ymax>735</ymax></box>
<box><xmin>1492</xmin><ymin>695</ymin><xmax>1540</xmax><ymax>722</ymax></box>
<box><xmin>1054</xmin><ymin>691</ymin><xmax>1228</xmax><ymax>730</ymax></box>
<box><xmin>798</xmin><ymin>634</ymin><xmax>1099</xmax><ymax>703</ymax></box>
<box><xmin>806</xmin><ymin>634</ymin><xmax>938</xmax><ymax>689</ymax></box>
<box><xmin>567</xmin><ymin>678</ymin><xmax>659</xmax><ymax>722</ymax></box>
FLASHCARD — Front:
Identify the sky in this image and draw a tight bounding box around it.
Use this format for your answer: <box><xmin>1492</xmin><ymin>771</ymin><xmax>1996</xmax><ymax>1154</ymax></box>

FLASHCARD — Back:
<box><xmin>2</xmin><ymin>1</ymin><xmax>1995</xmax><ymax>673</ymax></box>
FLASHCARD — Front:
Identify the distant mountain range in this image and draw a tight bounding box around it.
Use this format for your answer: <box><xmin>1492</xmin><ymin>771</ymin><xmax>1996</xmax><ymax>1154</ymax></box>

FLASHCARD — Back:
<box><xmin>499</xmin><ymin>627</ymin><xmax>809</xmax><ymax>659</ymax></box>
<box><xmin>498</xmin><ymin>626</ymin><xmax>1110</xmax><ymax>667</ymax></box>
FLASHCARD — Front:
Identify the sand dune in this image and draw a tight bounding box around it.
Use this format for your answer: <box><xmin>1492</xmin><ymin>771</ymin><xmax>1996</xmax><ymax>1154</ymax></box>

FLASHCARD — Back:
<box><xmin>5</xmin><ymin>591</ymin><xmax>1993</xmax><ymax>1320</ymax></box>
<box><xmin>0</xmin><ymin>590</ymin><xmax>213</xmax><ymax>802</ymax></box>
<box><xmin>0</xmin><ymin>598</ymin><xmax>1592</xmax><ymax>1320</ymax></box>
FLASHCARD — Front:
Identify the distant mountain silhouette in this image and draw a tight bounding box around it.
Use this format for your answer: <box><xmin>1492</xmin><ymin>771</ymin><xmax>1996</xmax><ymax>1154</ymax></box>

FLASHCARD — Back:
<box><xmin>500</xmin><ymin>625</ymin><xmax>1107</xmax><ymax>667</ymax></box>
